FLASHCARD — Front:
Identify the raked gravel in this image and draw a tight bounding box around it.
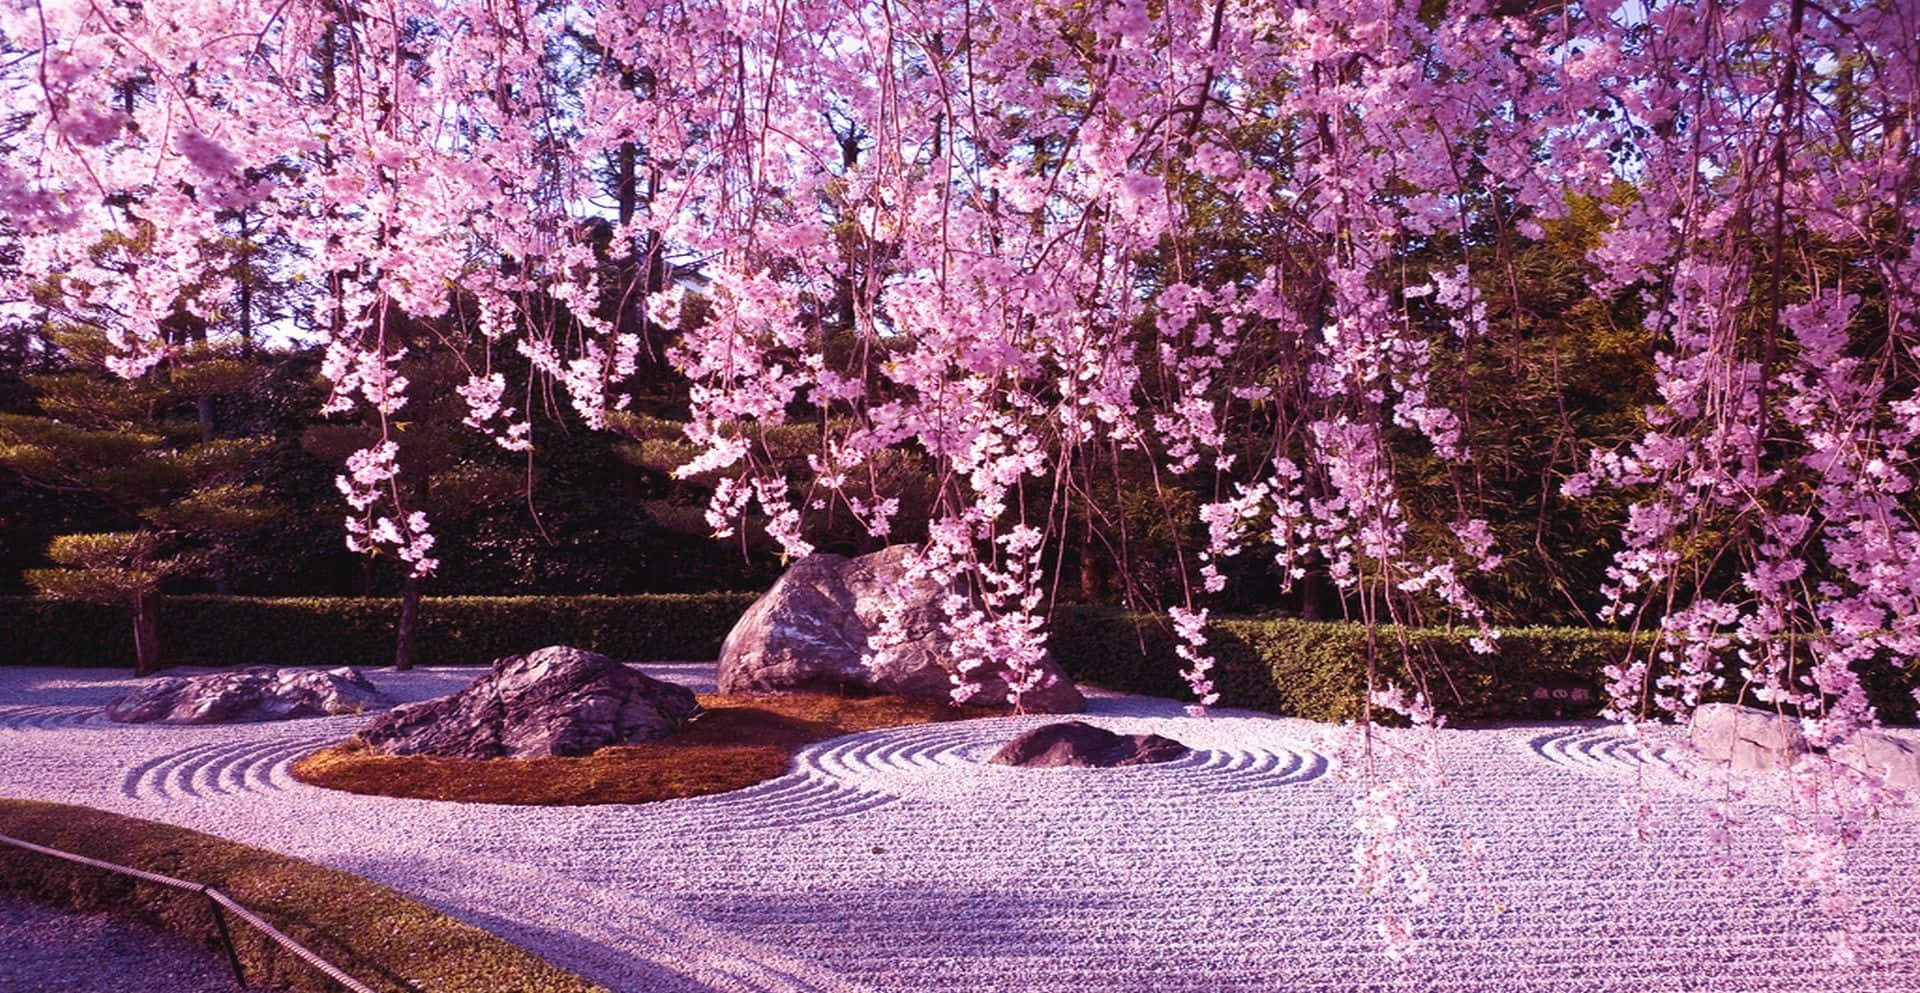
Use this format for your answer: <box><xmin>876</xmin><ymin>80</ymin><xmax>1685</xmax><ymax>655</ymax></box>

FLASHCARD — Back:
<box><xmin>1</xmin><ymin>664</ymin><xmax>1916</xmax><ymax>993</ymax></box>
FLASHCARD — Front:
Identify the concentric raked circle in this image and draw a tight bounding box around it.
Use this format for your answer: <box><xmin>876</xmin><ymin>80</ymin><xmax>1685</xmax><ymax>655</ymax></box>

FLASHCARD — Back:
<box><xmin>610</xmin><ymin>717</ymin><xmax>1336</xmax><ymax>836</ymax></box>
<box><xmin>795</xmin><ymin>718</ymin><xmax>1333</xmax><ymax>802</ymax></box>
<box><xmin>0</xmin><ymin>705</ymin><xmax>109</xmax><ymax>732</ymax></box>
<box><xmin>1527</xmin><ymin>727</ymin><xmax>1679</xmax><ymax>775</ymax></box>
<box><xmin>120</xmin><ymin>734</ymin><xmax>341</xmax><ymax>801</ymax></box>
<box><xmin>659</xmin><ymin>772</ymin><xmax>908</xmax><ymax>831</ymax></box>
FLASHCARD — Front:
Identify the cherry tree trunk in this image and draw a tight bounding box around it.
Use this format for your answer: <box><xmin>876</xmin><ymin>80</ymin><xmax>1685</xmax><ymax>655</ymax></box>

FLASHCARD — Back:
<box><xmin>393</xmin><ymin>574</ymin><xmax>421</xmax><ymax>672</ymax></box>
<box><xmin>131</xmin><ymin>589</ymin><xmax>163</xmax><ymax>677</ymax></box>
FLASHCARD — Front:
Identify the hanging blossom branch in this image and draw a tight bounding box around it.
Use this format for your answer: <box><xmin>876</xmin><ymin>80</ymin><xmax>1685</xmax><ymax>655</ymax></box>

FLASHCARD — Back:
<box><xmin>6</xmin><ymin>0</ymin><xmax>1917</xmax><ymax>961</ymax></box>
<box><xmin>0</xmin><ymin>0</ymin><xmax>657</xmax><ymax>577</ymax></box>
<box><xmin>668</xmin><ymin>0</ymin><xmax>1527</xmax><ymax>712</ymax></box>
<box><xmin>1556</xmin><ymin>0</ymin><xmax>1920</xmax><ymax>959</ymax></box>
<box><xmin>645</xmin><ymin>0</ymin><xmax>1542</xmax><ymax>950</ymax></box>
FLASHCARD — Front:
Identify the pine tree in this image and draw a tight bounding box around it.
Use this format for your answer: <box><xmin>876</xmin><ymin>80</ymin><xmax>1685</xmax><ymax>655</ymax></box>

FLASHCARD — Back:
<box><xmin>0</xmin><ymin>332</ymin><xmax>279</xmax><ymax>674</ymax></box>
<box><xmin>25</xmin><ymin>533</ymin><xmax>182</xmax><ymax>675</ymax></box>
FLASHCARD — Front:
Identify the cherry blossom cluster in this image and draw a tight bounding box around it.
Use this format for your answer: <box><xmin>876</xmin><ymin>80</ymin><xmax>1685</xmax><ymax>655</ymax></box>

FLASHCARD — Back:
<box><xmin>455</xmin><ymin>373</ymin><xmax>533</xmax><ymax>452</ymax></box>
<box><xmin>337</xmin><ymin>441</ymin><xmax>439</xmax><ymax>575</ymax></box>
<box><xmin>1168</xmin><ymin>605</ymin><xmax>1217</xmax><ymax>709</ymax></box>
<box><xmin>8</xmin><ymin>0</ymin><xmax>1917</xmax><ymax>960</ymax></box>
<box><xmin>1559</xmin><ymin>1</ymin><xmax>1918</xmax><ymax>762</ymax></box>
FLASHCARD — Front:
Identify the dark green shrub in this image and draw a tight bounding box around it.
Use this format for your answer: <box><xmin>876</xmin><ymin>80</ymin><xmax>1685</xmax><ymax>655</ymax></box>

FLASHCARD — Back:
<box><xmin>0</xmin><ymin>594</ymin><xmax>758</xmax><ymax>668</ymax></box>
<box><xmin>5</xmin><ymin>595</ymin><xmax>1912</xmax><ymax>725</ymax></box>
<box><xmin>1049</xmin><ymin>609</ymin><xmax>1919</xmax><ymax>725</ymax></box>
<box><xmin>0</xmin><ymin>599</ymin><xmax>135</xmax><ymax>668</ymax></box>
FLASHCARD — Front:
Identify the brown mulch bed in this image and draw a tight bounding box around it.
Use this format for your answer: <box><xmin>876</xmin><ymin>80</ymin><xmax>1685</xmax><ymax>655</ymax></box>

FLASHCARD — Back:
<box><xmin>289</xmin><ymin>693</ymin><xmax>1004</xmax><ymax>805</ymax></box>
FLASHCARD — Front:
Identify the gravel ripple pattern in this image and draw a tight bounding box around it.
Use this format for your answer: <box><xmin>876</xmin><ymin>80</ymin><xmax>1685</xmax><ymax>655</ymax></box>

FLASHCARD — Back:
<box><xmin>1525</xmin><ymin>727</ymin><xmax>1683</xmax><ymax>776</ymax></box>
<box><xmin>120</xmin><ymin>733</ymin><xmax>353</xmax><ymax>801</ymax></box>
<box><xmin>793</xmin><ymin>717</ymin><xmax>1333</xmax><ymax>800</ymax></box>
<box><xmin>2</xmin><ymin>666</ymin><xmax>1916</xmax><ymax>993</ymax></box>
<box><xmin>0</xmin><ymin>704</ymin><xmax>110</xmax><ymax>733</ymax></box>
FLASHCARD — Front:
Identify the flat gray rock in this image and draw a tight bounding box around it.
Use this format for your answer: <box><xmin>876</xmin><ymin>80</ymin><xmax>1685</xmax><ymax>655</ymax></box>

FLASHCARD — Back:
<box><xmin>717</xmin><ymin>545</ymin><xmax>1085</xmax><ymax>713</ymax></box>
<box><xmin>106</xmin><ymin>667</ymin><xmax>385</xmax><ymax>724</ymax></box>
<box><xmin>989</xmin><ymin>720</ymin><xmax>1189</xmax><ymax>768</ymax></box>
<box><xmin>357</xmin><ymin>645</ymin><xmax>700</xmax><ymax>759</ymax></box>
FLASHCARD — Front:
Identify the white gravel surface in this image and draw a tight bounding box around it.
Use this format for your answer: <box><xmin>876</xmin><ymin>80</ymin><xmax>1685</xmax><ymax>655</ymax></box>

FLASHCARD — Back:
<box><xmin>2</xmin><ymin>664</ymin><xmax>1917</xmax><ymax>993</ymax></box>
<box><xmin>0</xmin><ymin>892</ymin><xmax>243</xmax><ymax>993</ymax></box>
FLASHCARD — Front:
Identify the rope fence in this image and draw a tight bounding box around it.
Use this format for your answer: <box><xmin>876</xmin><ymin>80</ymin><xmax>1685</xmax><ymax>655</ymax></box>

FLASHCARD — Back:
<box><xmin>0</xmin><ymin>831</ymin><xmax>380</xmax><ymax>993</ymax></box>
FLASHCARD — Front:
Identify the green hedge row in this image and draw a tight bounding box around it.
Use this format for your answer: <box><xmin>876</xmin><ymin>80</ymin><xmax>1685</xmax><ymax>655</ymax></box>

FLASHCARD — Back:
<box><xmin>1047</xmin><ymin>610</ymin><xmax>1920</xmax><ymax>725</ymax></box>
<box><xmin>0</xmin><ymin>594</ymin><xmax>759</xmax><ymax>669</ymax></box>
<box><xmin>5</xmin><ymin>596</ymin><xmax>1912</xmax><ymax>725</ymax></box>
<box><xmin>1047</xmin><ymin>609</ymin><xmax>1636</xmax><ymax>723</ymax></box>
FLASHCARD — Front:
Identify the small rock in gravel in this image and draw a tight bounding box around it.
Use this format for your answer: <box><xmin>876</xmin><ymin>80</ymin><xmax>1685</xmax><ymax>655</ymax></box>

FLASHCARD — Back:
<box><xmin>990</xmin><ymin>721</ymin><xmax>1190</xmax><ymax>768</ymax></box>
<box><xmin>107</xmin><ymin>666</ymin><xmax>387</xmax><ymax>724</ymax></box>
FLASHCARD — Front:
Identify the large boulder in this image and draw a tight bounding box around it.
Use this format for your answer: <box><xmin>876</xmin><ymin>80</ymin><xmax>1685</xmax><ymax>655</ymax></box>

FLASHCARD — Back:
<box><xmin>358</xmin><ymin>646</ymin><xmax>700</xmax><ymax>759</ymax></box>
<box><xmin>107</xmin><ymin>667</ymin><xmax>386</xmax><ymax>724</ymax></box>
<box><xmin>990</xmin><ymin>721</ymin><xmax>1190</xmax><ymax>768</ymax></box>
<box><xmin>717</xmin><ymin>545</ymin><xmax>1086</xmax><ymax>713</ymax></box>
<box><xmin>1830</xmin><ymin>731</ymin><xmax>1920</xmax><ymax>791</ymax></box>
<box><xmin>1690</xmin><ymin>703</ymin><xmax>1809</xmax><ymax>772</ymax></box>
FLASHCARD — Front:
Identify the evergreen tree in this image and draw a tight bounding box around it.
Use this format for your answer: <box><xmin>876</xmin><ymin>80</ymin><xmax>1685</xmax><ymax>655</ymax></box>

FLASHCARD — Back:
<box><xmin>0</xmin><ymin>332</ymin><xmax>279</xmax><ymax>674</ymax></box>
<box><xmin>26</xmin><ymin>532</ymin><xmax>183</xmax><ymax>675</ymax></box>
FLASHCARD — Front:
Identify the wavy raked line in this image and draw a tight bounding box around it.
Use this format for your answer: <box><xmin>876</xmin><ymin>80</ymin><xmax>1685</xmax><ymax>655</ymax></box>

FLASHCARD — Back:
<box><xmin>0</xmin><ymin>705</ymin><xmax>110</xmax><ymax>732</ymax></box>
<box><xmin>1527</xmin><ymin>728</ymin><xmax>1679</xmax><ymax>775</ymax></box>
<box><xmin>796</xmin><ymin>720</ymin><xmax>1333</xmax><ymax>800</ymax></box>
<box><xmin>120</xmin><ymin>735</ymin><xmax>340</xmax><ymax>801</ymax></box>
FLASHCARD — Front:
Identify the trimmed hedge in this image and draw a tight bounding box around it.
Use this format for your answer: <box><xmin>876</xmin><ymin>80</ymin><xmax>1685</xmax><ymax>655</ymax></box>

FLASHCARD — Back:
<box><xmin>5</xmin><ymin>595</ymin><xmax>1912</xmax><ymax>725</ymax></box>
<box><xmin>0</xmin><ymin>594</ymin><xmax>758</xmax><ymax>669</ymax></box>
<box><xmin>1048</xmin><ymin>609</ymin><xmax>1636</xmax><ymax>723</ymax></box>
<box><xmin>1048</xmin><ymin>610</ymin><xmax>1920</xmax><ymax>726</ymax></box>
